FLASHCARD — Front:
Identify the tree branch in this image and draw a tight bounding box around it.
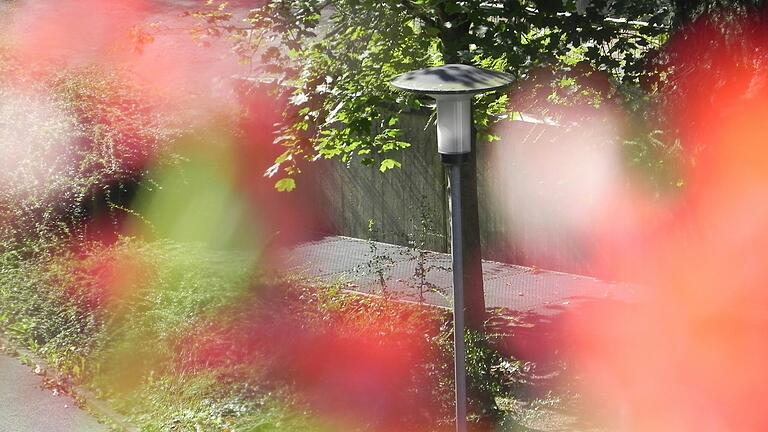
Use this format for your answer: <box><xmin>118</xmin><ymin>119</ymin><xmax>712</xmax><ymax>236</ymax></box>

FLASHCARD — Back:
<box><xmin>401</xmin><ymin>0</ymin><xmax>440</xmax><ymax>29</ymax></box>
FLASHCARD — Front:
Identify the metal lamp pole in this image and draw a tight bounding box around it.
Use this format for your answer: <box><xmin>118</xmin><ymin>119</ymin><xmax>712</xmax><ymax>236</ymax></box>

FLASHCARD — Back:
<box><xmin>391</xmin><ymin>64</ymin><xmax>514</xmax><ymax>432</ymax></box>
<box><xmin>448</xmin><ymin>158</ymin><xmax>467</xmax><ymax>431</ymax></box>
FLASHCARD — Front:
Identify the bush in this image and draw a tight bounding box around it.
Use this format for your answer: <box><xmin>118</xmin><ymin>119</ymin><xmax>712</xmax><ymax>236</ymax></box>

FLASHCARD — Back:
<box><xmin>0</xmin><ymin>51</ymin><xmax>178</xmax><ymax>253</ymax></box>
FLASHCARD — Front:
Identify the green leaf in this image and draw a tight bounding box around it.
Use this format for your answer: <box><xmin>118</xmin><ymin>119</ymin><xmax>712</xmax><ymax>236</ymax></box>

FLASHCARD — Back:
<box><xmin>274</xmin><ymin>151</ymin><xmax>292</xmax><ymax>164</ymax></box>
<box><xmin>444</xmin><ymin>1</ymin><xmax>463</xmax><ymax>14</ymax></box>
<box><xmin>379</xmin><ymin>159</ymin><xmax>401</xmax><ymax>172</ymax></box>
<box><xmin>275</xmin><ymin>178</ymin><xmax>296</xmax><ymax>192</ymax></box>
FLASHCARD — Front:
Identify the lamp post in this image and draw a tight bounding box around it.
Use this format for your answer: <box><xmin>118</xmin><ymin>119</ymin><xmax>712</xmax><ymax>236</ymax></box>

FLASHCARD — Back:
<box><xmin>391</xmin><ymin>64</ymin><xmax>514</xmax><ymax>432</ymax></box>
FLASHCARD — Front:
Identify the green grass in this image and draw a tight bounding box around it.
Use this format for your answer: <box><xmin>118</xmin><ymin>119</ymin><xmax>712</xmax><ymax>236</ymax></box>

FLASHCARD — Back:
<box><xmin>0</xmin><ymin>236</ymin><xmax>535</xmax><ymax>431</ymax></box>
<box><xmin>0</xmin><ymin>239</ymin><xmax>317</xmax><ymax>430</ymax></box>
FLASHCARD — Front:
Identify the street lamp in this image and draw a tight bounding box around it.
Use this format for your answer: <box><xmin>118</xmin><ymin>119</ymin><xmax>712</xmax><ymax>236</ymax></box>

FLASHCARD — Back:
<box><xmin>391</xmin><ymin>64</ymin><xmax>514</xmax><ymax>432</ymax></box>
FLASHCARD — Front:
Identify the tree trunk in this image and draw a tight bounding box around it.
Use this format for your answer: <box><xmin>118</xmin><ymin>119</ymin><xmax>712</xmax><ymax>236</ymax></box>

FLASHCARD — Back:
<box><xmin>456</xmin><ymin>120</ymin><xmax>487</xmax><ymax>332</ymax></box>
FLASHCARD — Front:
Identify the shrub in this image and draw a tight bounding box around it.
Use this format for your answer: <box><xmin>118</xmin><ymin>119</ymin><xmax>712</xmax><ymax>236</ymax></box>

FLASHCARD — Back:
<box><xmin>0</xmin><ymin>51</ymin><xmax>178</xmax><ymax>253</ymax></box>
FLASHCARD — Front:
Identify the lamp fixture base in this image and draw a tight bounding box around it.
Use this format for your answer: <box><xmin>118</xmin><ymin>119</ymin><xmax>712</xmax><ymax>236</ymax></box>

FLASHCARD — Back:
<box><xmin>441</xmin><ymin>153</ymin><xmax>469</xmax><ymax>165</ymax></box>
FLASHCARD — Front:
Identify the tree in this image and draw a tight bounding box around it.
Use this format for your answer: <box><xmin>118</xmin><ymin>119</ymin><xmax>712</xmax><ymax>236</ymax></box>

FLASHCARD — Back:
<box><xmin>186</xmin><ymin>0</ymin><xmax>673</xmax><ymax>178</ymax></box>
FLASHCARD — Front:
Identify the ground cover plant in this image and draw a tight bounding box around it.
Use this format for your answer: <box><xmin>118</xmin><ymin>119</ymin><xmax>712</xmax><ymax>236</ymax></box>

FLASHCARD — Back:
<box><xmin>0</xmin><ymin>237</ymin><xmax>532</xmax><ymax>431</ymax></box>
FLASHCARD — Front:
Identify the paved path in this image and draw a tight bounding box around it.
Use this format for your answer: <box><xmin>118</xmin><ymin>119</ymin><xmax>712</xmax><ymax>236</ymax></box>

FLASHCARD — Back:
<box><xmin>0</xmin><ymin>354</ymin><xmax>106</xmax><ymax>432</ymax></box>
<box><xmin>287</xmin><ymin>235</ymin><xmax>634</xmax><ymax>315</ymax></box>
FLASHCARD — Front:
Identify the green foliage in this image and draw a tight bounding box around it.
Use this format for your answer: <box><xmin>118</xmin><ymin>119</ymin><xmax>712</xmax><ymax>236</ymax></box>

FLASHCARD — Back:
<box><xmin>174</xmin><ymin>0</ymin><xmax>768</xmax><ymax>193</ymax></box>
<box><xmin>359</xmin><ymin>219</ymin><xmax>398</xmax><ymax>290</ymax></box>
<box><xmin>0</xmin><ymin>52</ymin><xmax>179</xmax><ymax>252</ymax></box>
<box><xmin>670</xmin><ymin>0</ymin><xmax>767</xmax><ymax>25</ymax></box>
<box><xmin>357</xmin><ymin>213</ymin><xmax>527</xmax><ymax>422</ymax></box>
<box><xmin>275</xmin><ymin>177</ymin><xmax>297</xmax><ymax>192</ymax></box>
<box><xmin>0</xmin><ymin>250</ymin><xmax>101</xmax><ymax>378</ymax></box>
<box><xmin>128</xmin><ymin>374</ymin><xmax>331</xmax><ymax>432</ymax></box>
<box><xmin>401</xmin><ymin>201</ymin><xmax>450</xmax><ymax>302</ymax></box>
<box><xmin>303</xmin><ymin>278</ymin><xmax>527</xmax><ymax>425</ymax></box>
<box><xmin>379</xmin><ymin>158</ymin><xmax>401</xmax><ymax>172</ymax></box>
<box><xmin>0</xmin><ymin>236</ymin><xmax>528</xmax><ymax>429</ymax></box>
<box><xmin>464</xmin><ymin>329</ymin><xmax>529</xmax><ymax>420</ymax></box>
<box><xmin>0</xmin><ymin>240</ymin><xmax>252</xmax><ymax>379</ymax></box>
<box><xmin>186</xmin><ymin>0</ymin><xmax>677</xmax><ymax>190</ymax></box>
<box><xmin>0</xmin><ymin>239</ymin><xmax>306</xmax><ymax>429</ymax></box>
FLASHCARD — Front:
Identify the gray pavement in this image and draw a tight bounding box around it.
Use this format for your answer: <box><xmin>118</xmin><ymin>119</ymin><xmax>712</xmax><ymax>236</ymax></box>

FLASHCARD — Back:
<box><xmin>287</xmin><ymin>235</ymin><xmax>634</xmax><ymax>315</ymax></box>
<box><xmin>0</xmin><ymin>354</ymin><xmax>106</xmax><ymax>432</ymax></box>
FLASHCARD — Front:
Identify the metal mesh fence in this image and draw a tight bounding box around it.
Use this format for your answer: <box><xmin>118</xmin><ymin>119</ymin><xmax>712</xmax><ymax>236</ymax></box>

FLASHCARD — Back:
<box><xmin>286</xmin><ymin>235</ymin><xmax>632</xmax><ymax>315</ymax></box>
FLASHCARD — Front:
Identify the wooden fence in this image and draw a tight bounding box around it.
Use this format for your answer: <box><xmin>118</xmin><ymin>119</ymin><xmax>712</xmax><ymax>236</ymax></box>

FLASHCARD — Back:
<box><xmin>306</xmin><ymin>111</ymin><xmax>596</xmax><ymax>274</ymax></box>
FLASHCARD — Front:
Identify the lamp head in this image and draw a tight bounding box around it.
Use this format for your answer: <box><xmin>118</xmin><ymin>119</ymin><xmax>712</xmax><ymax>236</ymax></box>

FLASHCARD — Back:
<box><xmin>391</xmin><ymin>64</ymin><xmax>514</xmax><ymax>157</ymax></box>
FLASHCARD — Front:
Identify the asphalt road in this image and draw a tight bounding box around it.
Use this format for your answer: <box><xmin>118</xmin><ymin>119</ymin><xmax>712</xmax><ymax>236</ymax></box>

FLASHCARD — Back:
<box><xmin>0</xmin><ymin>354</ymin><xmax>106</xmax><ymax>432</ymax></box>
